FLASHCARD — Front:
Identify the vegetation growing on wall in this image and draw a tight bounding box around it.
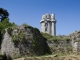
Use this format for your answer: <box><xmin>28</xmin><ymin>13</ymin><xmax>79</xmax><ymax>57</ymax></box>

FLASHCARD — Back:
<box><xmin>32</xmin><ymin>28</ymin><xmax>40</xmax><ymax>52</ymax></box>
<box><xmin>12</xmin><ymin>31</ymin><xmax>26</xmax><ymax>45</ymax></box>
<box><xmin>9</xmin><ymin>24</ymin><xmax>41</xmax><ymax>50</ymax></box>
<box><xmin>66</xmin><ymin>46</ymin><xmax>73</xmax><ymax>53</ymax></box>
<box><xmin>51</xmin><ymin>37</ymin><xmax>60</xmax><ymax>44</ymax></box>
<box><xmin>7</xmin><ymin>24</ymin><xmax>50</xmax><ymax>55</ymax></box>
<box><xmin>26</xmin><ymin>25</ymin><xmax>41</xmax><ymax>52</ymax></box>
<box><xmin>65</xmin><ymin>37</ymin><xmax>71</xmax><ymax>43</ymax></box>
<box><xmin>41</xmin><ymin>32</ymin><xmax>53</xmax><ymax>40</ymax></box>
<box><xmin>41</xmin><ymin>32</ymin><xmax>71</xmax><ymax>43</ymax></box>
<box><xmin>7</xmin><ymin>27</ymin><xmax>13</xmax><ymax>36</ymax></box>
<box><xmin>12</xmin><ymin>35</ymin><xmax>19</xmax><ymax>45</ymax></box>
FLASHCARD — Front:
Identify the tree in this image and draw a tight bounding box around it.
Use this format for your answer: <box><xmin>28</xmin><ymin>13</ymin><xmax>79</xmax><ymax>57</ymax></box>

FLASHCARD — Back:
<box><xmin>0</xmin><ymin>18</ymin><xmax>17</xmax><ymax>49</ymax></box>
<box><xmin>0</xmin><ymin>8</ymin><xmax>9</xmax><ymax>22</ymax></box>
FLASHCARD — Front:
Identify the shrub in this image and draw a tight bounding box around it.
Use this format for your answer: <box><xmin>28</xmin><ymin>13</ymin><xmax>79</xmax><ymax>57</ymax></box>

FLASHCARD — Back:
<box><xmin>52</xmin><ymin>37</ymin><xmax>60</xmax><ymax>44</ymax></box>
<box><xmin>41</xmin><ymin>32</ymin><xmax>53</xmax><ymax>40</ymax></box>
<box><xmin>66</xmin><ymin>46</ymin><xmax>73</xmax><ymax>53</ymax></box>
<box><xmin>7</xmin><ymin>28</ymin><xmax>13</xmax><ymax>36</ymax></box>
<box><xmin>12</xmin><ymin>35</ymin><xmax>19</xmax><ymax>46</ymax></box>
<box><xmin>65</xmin><ymin>38</ymin><xmax>71</xmax><ymax>43</ymax></box>
<box><xmin>22</xmin><ymin>23</ymin><xmax>28</xmax><ymax>26</ymax></box>
<box><xmin>19</xmin><ymin>32</ymin><xmax>26</xmax><ymax>43</ymax></box>
<box><xmin>12</xmin><ymin>32</ymin><xmax>26</xmax><ymax>45</ymax></box>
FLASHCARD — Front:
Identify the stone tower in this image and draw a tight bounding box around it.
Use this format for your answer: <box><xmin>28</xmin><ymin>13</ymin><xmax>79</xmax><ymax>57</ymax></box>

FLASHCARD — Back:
<box><xmin>40</xmin><ymin>13</ymin><xmax>56</xmax><ymax>36</ymax></box>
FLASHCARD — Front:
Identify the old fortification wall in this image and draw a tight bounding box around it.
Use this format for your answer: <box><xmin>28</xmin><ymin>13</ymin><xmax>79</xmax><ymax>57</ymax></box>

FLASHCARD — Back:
<box><xmin>70</xmin><ymin>31</ymin><xmax>80</xmax><ymax>54</ymax></box>
<box><xmin>47</xmin><ymin>40</ymin><xmax>72</xmax><ymax>54</ymax></box>
<box><xmin>47</xmin><ymin>30</ymin><xmax>80</xmax><ymax>54</ymax></box>
<box><xmin>1</xmin><ymin>24</ymin><xmax>80</xmax><ymax>59</ymax></box>
<box><xmin>1</xmin><ymin>26</ymin><xmax>51</xmax><ymax>58</ymax></box>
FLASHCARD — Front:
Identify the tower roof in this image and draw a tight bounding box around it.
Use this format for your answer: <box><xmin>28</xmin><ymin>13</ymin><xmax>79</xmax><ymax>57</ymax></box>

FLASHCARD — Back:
<box><xmin>40</xmin><ymin>13</ymin><xmax>56</xmax><ymax>23</ymax></box>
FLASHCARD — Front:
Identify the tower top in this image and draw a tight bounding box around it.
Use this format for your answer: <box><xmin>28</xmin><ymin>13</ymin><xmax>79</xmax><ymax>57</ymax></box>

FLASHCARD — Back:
<box><xmin>40</xmin><ymin>13</ymin><xmax>56</xmax><ymax>23</ymax></box>
<box><xmin>42</xmin><ymin>13</ymin><xmax>55</xmax><ymax>19</ymax></box>
<box><xmin>51</xmin><ymin>14</ymin><xmax>55</xmax><ymax>19</ymax></box>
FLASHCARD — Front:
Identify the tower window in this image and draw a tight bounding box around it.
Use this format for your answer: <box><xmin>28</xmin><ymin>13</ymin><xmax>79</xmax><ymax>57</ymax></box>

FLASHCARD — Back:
<box><xmin>45</xmin><ymin>23</ymin><xmax>47</xmax><ymax>31</ymax></box>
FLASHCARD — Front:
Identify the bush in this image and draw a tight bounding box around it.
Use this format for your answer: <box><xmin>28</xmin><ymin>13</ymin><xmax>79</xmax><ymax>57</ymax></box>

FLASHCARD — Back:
<box><xmin>7</xmin><ymin>28</ymin><xmax>13</xmax><ymax>36</ymax></box>
<box><xmin>22</xmin><ymin>23</ymin><xmax>28</xmax><ymax>26</ymax></box>
<box><xmin>12</xmin><ymin>32</ymin><xmax>26</xmax><ymax>45</ymax></box>
<box><xmin>19</xmin><ymin>32</ymin><xmax>26</xmax><ymax>43</ymax></box>
<box><xmin>66</xmin><ymin>46</ymin><xmax>73</xmax><ymax>53</ymax></box>
<box><xmin>41</xmin><ymin>32</ymin><xmax>53</xmax><ymax>40</ymax></box>
<box><xmin>65</xmin><ymin>38</ymin><xmax>71</xmax><ymax>43</ymax></box>
<box><xmin>51</xmin><ymin>37</ymin><xmax>60</xmax><ymax>44</ymax></box>
<box><xmin>12</xmin><ymin>35</ymin><xmax>18</xmax><ymax>43</ymax></box>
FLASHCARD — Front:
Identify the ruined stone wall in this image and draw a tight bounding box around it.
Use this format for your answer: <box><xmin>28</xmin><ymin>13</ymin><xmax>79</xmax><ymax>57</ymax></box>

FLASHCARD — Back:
<box><xmin>69</xmin><ymin>31</ymin><xmax>80</xmax><ymax>54</ymax></box>
<box><xmin>47</xmin><ymin>40</ymin><xmax>72</xmax><ymax>54</ymax></box>
<box><xmin>47</xmin><ymin>40</ymin><xmax>72</xmax><ymax>47</ymax></box>
<box><xmin>1</xmin><ymin>26</ymin><xmax>51</xmax><ymax>58</ymax></box>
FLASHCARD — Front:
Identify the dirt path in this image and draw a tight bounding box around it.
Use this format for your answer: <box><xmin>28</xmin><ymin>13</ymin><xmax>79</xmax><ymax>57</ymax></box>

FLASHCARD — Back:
<box><xmin>14</xmin><ymin>54</ymin><xmax>80</xmax><ymax>60</ymax></box>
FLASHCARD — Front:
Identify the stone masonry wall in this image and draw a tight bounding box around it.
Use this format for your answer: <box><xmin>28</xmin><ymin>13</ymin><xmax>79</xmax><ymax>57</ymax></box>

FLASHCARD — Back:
<box><xmin>1</xmin><ymin>26</ymin><xmax>51</xmax><ymax>58</ymax></box>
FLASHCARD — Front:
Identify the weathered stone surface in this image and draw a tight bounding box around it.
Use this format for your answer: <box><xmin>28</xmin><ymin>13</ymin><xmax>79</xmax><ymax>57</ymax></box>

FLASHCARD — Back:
<box><xmin>40</xmin><ymin>14</ymin><xmax>56</xmax><ymax>36</ymax></box>
<box><xmin>1</xmin><ymin>26</ymin><xmax>51</xmax><ymax>58</ymax></box>
<box><xmin>69</xmin><ymin>30</ymin><xmax>80</xmax><ymax>54</ymax></box>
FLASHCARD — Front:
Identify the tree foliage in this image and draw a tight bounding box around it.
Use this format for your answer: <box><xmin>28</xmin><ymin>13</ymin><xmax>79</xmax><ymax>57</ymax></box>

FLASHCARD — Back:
<box><xmin>0</xmin><ymin>18</ymin><xmax>16</xmax><ymax>31</ymax></box>
<box><xmin>0</xmin><ymin>18</ymin><xmax>17</xmax><ymax>49</ymax></box>
<box><xmin>0</xmin><ymin>8</ymin><xmax>17</xmax><ymax>49</ymax></box>
<box><xmin>0</xmin><ymin>8</ymin><xmax>9</xmax><ymax>22</ymax></box>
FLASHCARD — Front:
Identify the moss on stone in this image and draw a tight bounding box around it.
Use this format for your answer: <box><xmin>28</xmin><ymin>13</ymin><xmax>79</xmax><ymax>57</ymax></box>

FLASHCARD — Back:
<box><xmin>7</xmin><ymin>28</ymin><xmax>13</xmax><ymax>36</ymax></box>
<box><xmin>19</xmin><ymin>32</ymin><xmax>26</xmax><ymax>44</ymax></box>
<box><xmin>12</xmin><ymin>32</ymin><xmax>26</xmax><ymax>45</ymax></box>
<box><xmin>12</xmin><ymin>35</ymin><xmax>19</xmax><ymax>45</ymax></box>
